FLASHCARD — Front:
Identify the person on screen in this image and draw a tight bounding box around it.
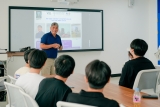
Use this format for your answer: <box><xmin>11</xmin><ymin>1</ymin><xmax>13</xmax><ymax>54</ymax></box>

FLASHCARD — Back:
<box><xmin>40</xmin><ymin>22</ymin><xmax>63</xmax><ymax>77</ymax></box>
<box><xmin>14</xmin><ymin>48</ymin><xmax>35</xmax><ymax>79</ymax></box>
<box><xmin>59</xmin><ymin>28</ymin><xmax>70</xmax><ymax>38</ymax></box>
<box><xmin>36</xmin><ymin>11</ymin><xmax>42</xmax><ymax>19</ymax></box>
<box><xmin>119</xmin><ymin>39</ymin><xmax>155</xmax><ymax>89</ymax></box>
<box><xmin>74</xmin><ymin>27</ymin><xmax>80</xmax><ymax>37</ymax></box>
<box><xmin>35</xmin><ymin>25</ymin><xmax>44</xmax><ymax>38</ymax></box>
<box><xmin>35</xmin><ymin>55</ymin><xmax>75</xmax><ymax>107</ymax></box>
<box><xmin>15</xmin><ymin>49</ymin><xmax>47</xmax><ymax>99</ymax></box>
<box><xmin>66</xmin><ymin>60</ymin><xmax>119</xmax><ymax>107</ymax></box>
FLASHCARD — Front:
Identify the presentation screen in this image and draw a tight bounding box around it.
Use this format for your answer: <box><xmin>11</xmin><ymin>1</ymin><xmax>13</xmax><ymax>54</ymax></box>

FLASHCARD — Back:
<box><xmin>9</xmin><ymin>6</ymin><xmax>103</xmax><ymax>52</ymax></box>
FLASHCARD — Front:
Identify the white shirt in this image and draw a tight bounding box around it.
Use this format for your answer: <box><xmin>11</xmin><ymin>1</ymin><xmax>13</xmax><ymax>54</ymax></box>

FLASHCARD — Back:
<box><xmin>15</xmin><ymin>72</ymin><xmax>45</xmax><ymax>99</ymax></box>
<box><xmin>14</xmin><ymin>67</ymin><xmax>30</xmax><ymax>79</ymax></box>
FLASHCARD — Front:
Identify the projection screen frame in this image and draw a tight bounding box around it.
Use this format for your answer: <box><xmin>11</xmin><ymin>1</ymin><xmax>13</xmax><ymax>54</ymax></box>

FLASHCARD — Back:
<box><xmin>9</xmin><ymin>6</ymin><xmax>104</xmax><ymax>52</ymax></box>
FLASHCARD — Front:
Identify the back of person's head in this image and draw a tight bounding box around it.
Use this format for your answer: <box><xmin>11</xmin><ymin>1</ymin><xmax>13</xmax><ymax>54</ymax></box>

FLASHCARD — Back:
<box><xmin>28</xmin><ymin>49</ymin><xmax>47</xmax><ymax>69</ymax></box>
<box><xmin>130</xmin><ymin>39</ymin><xmax>148</xmax><ymax>56</ymax></box>
<box><xmin>55</xmin><ymin>55</ymin><xmax>75</xmax><ymax>78</ymax></box>
<box><xmin>24</xmin><ymin>49</ymin><xmax>35</xmax><ymax>64</ymax></box>
<box><xmin>85</xmin><ymin>60</ymin><xmax>111</xmax><ymax>89</ymax></box>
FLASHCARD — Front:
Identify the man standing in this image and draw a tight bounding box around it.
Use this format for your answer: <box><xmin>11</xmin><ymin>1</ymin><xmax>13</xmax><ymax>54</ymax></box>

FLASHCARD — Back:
<box><xmin>40</xmin><ymin>22</ymin><xmax>63</xmax><ymax>77</ymax></box>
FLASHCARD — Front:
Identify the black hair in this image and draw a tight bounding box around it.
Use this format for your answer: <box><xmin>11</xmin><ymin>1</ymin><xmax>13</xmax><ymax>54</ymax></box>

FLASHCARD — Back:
<box><xmin>85</xmin><ymin>60</ymin><xmax>111</xmax><ymax>89</ymax></box>
<box><xmin>130</xmin><ymin>39</ymin><xmax>148</xmax><ymax>56</ymax></box>
<box><xmin>54</xmin><ymin>55</ymin><xmax>75</xmax><ymax>78</ymax></box>
<box><xmin>24</xmin><ymin>49</ymin><xmax>35</xmax><ymax>63</ymax></box>
<box><xmin>28</xmin><ymin>49</ymin><xmax>47</xmax><ymax>69</ymax></box>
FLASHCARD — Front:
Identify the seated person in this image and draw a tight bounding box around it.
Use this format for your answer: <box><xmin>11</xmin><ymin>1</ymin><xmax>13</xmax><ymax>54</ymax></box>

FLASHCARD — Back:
<box><xmin>15</xmin><ymin>49</ymin><xmax>47</xmax><ymax>99</ymax></box>
<box><xmin>14</xmin><ymin>49</ymin><xmax>35</xmax><ymax>79</ymax></box>
<box><xmin>119</xmin><ymin>39</ymin><xmax>155</xmax><ymax>89</ymax></box>
<box><xmin>35</xmin><ymin>55</ymin><xmax>75</xmax><ymax>107</ymax></box>
<box><xmin>66</xmin><ymin>60</ymin><xmax>119</xmax><ymax>107</ymax></box>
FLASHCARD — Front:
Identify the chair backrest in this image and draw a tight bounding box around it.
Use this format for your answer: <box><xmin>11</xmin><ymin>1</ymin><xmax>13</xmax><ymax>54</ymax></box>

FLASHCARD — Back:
<box><xmin>154</xmin><ymin>65</ymin><xmax>160</xmax><ymax>69</ymax></box>
<box><xmin>8</xmin><ymin>75</ymin><xmax>17</xmax><ymax>84</ymax></box>
<box><xmin>19</xmin><ymin>89</ymin><xmax>39</xmax><ymax>107</ymax></box>
<box><xmin>57</xmin><ymin>101</ymin><xmax>96</xmax><ymax>107</ymax></box>
<box><xmin>4</xmin><ymin>82</ymin><xmax>27</xmax><ymax>107</ymax></box>
<box><xmin>0</xmin><ymin>77</ymin><xmax>6</xmax><ymax>82</ymax></box>
<box><xmin>133</xmin><ymin>69</ymin><xmax>160</xmax><ymax>93</ymax></box>
<box><xmin>0</xmin><ymin>77</ymin><xmax>6</xmax><ymax>91</ymax></box>
<box><xmin>154</xmin><ymin>65</ymin><xmax>160</xmax><ymax>85</ymax></box>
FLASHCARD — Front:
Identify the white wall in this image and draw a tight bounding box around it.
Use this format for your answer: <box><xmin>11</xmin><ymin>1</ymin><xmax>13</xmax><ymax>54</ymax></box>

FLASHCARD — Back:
<box><xmin>0</xmin><ymin>0</ymin><xmax>157</xmax><ymax>76</ymax></box>
<box><xmin>148</xmin><ymin>0</ymin><xmax>157</xmax><ymax>66</ymax></box>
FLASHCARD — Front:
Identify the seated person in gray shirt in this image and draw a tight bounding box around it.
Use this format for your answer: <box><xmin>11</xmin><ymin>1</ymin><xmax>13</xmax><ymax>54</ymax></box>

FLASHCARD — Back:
<box><xmin>66</xmin><ymin>60</ymin><xmax>119</xmax><ymax>107</ymax></box>
<box><xmin>35</xmin><ymin>55</ymin><xmax>75</xmax><ymax>107</ymax></box>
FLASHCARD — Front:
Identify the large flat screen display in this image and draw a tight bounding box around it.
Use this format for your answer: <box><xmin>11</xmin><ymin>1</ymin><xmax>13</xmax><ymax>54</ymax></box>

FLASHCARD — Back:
<box><xmin>9</xmin><ymin>6</ymin><xmax>103</xmax><ymax>52</ymax></box>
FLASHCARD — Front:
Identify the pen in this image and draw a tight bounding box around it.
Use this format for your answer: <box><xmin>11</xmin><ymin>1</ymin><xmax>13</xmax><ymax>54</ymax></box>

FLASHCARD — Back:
<box><xmin>69</xmin><ymin>86</ymin><xmax>74</xmax><ymax>88</ymax></box>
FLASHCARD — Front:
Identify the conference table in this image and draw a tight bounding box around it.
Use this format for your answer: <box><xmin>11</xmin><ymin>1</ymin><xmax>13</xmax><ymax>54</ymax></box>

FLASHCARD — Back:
<box><xmin>66</xmin><ymin>73</ymin><xmax>160</xmax><ymax>107</ymax></box>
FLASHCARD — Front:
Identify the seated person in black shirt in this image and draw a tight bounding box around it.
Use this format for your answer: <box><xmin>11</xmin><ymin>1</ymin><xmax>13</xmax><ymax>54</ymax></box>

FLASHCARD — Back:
<box><xmin>35</xmin><ymin>55</ymin><xmax>75</xmax><ymax>107</ymax></box>
<box><xmin>66</xmin><ymin>60</ymin><xmax>119</xmax><ymax>107</ymax></box>
<box><xmin>119</xmin><ymin>39</ymin><xmax>155</xmax><ymax>89</ymax></box>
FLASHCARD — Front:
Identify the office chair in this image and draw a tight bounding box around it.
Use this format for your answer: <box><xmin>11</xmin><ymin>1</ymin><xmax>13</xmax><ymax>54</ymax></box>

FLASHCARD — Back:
<box><xmin>7</xmin><ymin>75</ymin><xmax>16</xmax><ymax>84</ymax></box>
<box><xmin>4</xmin><ymin>82</ymin><xmax>26</xmax><ymax>107</ymax></box>
<box><xmin>19</xmin><ymin>89</ymin><xmax>39</xmax><ymax>107</ymax></box>
<box><xmin>133</xmin><ymin>69</ymin><xmax>160</xmax><ymax>94</ymax></box>
<box><xmin>57</xmin><ymin>101</ymin><xmax>96</xmax><ymax>107</ymax></box>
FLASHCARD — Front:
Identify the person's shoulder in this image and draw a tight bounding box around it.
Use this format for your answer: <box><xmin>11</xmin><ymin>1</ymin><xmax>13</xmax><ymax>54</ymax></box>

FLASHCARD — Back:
<box><xmin>56</xmin><ymin>34</ymin><xmax>61</xmax><ymax>38</ymax></box>
<box><xmin>15</xmin><ymin>67</ymin><xmax>23</xmax><ymax>74</ymax></box>
<box><xmin>68</xmin><ymin>92</ymin><xmax>79</xmax><ymax>97</ymax></box>
<box><xmin>143</xmin><ymin>57</ymin><xmax>153</xmax><ymax>62</ymax></box>
<box><xmin>40</xmin><ymin>77</ymin><xmax>55</xmax><ymax>85</ymax></box>
<box><xmin>15</xmin><ymin>66</ymin><xmax>28</xmax><ymax>71</ymax></box>
<box><xmin>125</xmin><ymin>58</ymin><xmax>141</xmax><ymax>66</ymax></box>
<box><xmin>38</xmin><ymin>78</ymin><xmax>51</xmax><ymax>87</ymax></box>
<box><xmin>103</xmin><ymin>98</ymin><xmax>119</xmax><ymax>107</ymax></box>
<box><xmin>52</xmin><ymin>79</ymin><xmax>71</xmax><ymax>90</ymax></box>
<box><xmin>41</xmin><ymin>77</ymin><xmax>52</xmax><ymax>82</ymax></box>
<box><xmin>34</xmin><ymin>74</ymin><xmax>45</xmax><ymax>80</ymax></box>
<box><xmin>55</xmin><ymin>79</ymin><xmax>69</xmax><ymax>87</ymax></box>
<box><xmin>131</xmin><ymin>57</ymin><xmax>153</xmax><ymax>64</ymax></box>
<box><xmin>66</xmin><ymin>92</ymin><xmax>80</xmax><ymax>101</ymax></box>
<box><xmin>42</xmin><ymin>32</ymin><xmax>51</xmax><ymax>37</ymax></box>
<box><xmin>44</xmin><ymin>32</ymin><xmax>49</xmax><ymax>35</ymax></box>
<box><xmin>21</xmin><ymin>66</ymin><xmax>30</xmax><ymax>71</ymax></box>
<box><xmin>15</xmin><ymin>73</ymin><xmax>28</xmax><ymax>85</ymax></box>
<box><xmin>123</xmin><ymin>60</ymin><xmax>133</xmax><ymax>67</ymax></box>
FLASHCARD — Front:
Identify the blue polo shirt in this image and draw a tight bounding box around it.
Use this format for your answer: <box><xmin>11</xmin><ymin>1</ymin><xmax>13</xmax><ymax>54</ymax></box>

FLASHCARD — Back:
<box><xmin>41</xmin><ymin>32</ymin><xmax>62</xmax><ymax>59</ymax></box>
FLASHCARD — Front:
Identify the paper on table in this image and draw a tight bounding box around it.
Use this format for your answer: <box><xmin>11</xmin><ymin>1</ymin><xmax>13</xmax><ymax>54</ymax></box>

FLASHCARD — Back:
<box><xmin>120</xmin><ymin>104</ymin><xmax>125</xmax><ymax>107</ymax></box>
